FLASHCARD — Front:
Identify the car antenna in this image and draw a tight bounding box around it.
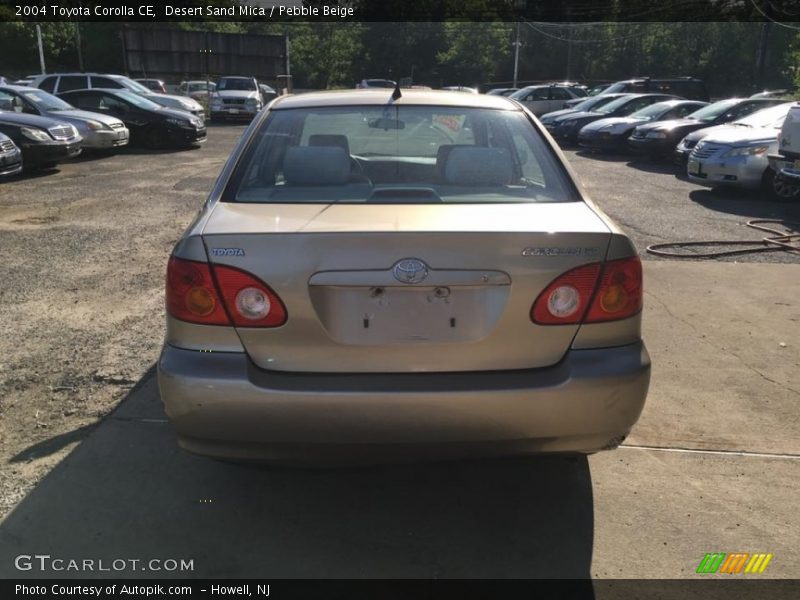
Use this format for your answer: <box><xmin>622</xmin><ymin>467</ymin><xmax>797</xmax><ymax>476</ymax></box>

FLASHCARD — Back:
<box><xmin>391</xmin><ymin>81</ymin><xmax>402</xmax><ymax>102</ymax></box>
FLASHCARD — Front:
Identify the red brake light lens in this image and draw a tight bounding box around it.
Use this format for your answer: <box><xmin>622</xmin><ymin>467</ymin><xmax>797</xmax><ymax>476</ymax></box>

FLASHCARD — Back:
<box><xmin>210</xmin><ymin>263</ymin><xmax>287</xmax><ymax>328</ymax></box>
<box><xmin>166</xmin><ymin>256</ymin><xmax>231</xmax><ymax>325</ymax></box>
<box><xmin>585</xmin><ymin>256</ymin><xmax>642</xmax><ymax>323</ymax></box>
<box><xmin>531</xmin><ymin>263</ymin><xmax>602</xmax><ymax>325</ymax></box>
<box><xmin>531</xmin><ymin>256</ymin><xmax>643</xmax><ymax>325</ymax></box>
<box><xmin>166</xmin><ymin>257</ymin><xmax>287</xmax><ymax>328</ymax></box>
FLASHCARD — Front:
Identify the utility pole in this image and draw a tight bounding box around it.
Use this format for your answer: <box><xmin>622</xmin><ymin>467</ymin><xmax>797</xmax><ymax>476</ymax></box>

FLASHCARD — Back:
<box><xmin>36</xmin><ymin>24</ymin><xmax>46</xmax><ymax>74</ymax></box>
<box><xmin>75</xmin><ymin>23</ymin><xmax>84</xmax><ymax>71</ymax></box>
<box><xmin>75</xmin><ymin>1</ymin><xmax>84</xmax><ymax>71</ymax></box>
<box><xmin>754</xmin><ymin>22</ymin><xmax>771</xmax><ymax>92</ymax></box>
<box><xmin>566</xmin><ymin>25</ymin><xmax>573</xmax><ymax>81</ymax></box>
<box><xmin>513</xmin><ymin>21</ymin><xmax>521</xmax><ymax>88</ymax></box>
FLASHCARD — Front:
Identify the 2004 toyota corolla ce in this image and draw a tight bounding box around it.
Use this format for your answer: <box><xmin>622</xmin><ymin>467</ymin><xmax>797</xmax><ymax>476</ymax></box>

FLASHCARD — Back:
<box><xmin>157</xmin><ymin>90</ymin><xmax>650</xmax><ymax>464</ymax></box>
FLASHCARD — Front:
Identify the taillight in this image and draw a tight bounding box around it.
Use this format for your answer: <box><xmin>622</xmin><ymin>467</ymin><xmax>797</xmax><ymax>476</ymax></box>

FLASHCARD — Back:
<box><xmin>531</xmin><ymin>256</ymin><xmax>642</xmax><ymax>325</ymax></box>
<box><xmin>210</xmin><ymin>263</ymin><xmax>287</xmax><ymax>327</ymax></box>
<box><xmin>166</xmin><ymin>256</ymin><xmax>230</xmax><ymax>325</ymax></box>
<box><xmin>531</xmin><ymin>263</ymin><xmax>602</xmax><ymax>325</ymax></box>
<box><xmin>585</xmin><ymin>256</ymin><xmax>642</xmax><ymax>323</ymax></box>
<box><xmin>166</xmin><ymin>256</ymin><xmax>287</xmax><ymax>327</ymax></box>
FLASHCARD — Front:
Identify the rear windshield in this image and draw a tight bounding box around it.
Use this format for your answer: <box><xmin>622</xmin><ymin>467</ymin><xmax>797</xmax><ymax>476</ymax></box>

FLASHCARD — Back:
<box><xmin>223</xmin><ymin>105</ymin><xmax>576</xmax><ymax>204</ymax></box>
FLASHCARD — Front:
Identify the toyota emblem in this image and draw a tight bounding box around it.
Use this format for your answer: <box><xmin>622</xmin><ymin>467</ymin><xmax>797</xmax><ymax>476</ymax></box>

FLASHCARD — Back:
<box><xmin>392</xmin><ymin>258</ymin><xmax>429</xmax><ymax>284</ymax></box>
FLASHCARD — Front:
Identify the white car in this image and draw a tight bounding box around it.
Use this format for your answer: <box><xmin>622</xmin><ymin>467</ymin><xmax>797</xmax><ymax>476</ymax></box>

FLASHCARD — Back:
<box><xmin>768</xmin><ymin>102</ymin><xmax>800</xmax><ymax>188</ymax></box>
<box><xmin>29</xmin><ymin>73</ymin><xmax>204</xmax><ymax>119</ymax></box>
<box><xmin>209</xmin><ymin>76</ymin><xmax>263</xmax><ymax>121</ymax></box>
<box><xmin>509</xmin><ymin>85</ymin><xmax>586</xmax><ymax>116</ymax></box>
<box><xmin>686</xmin><ymin>103</ymin><xmax>799</xmax><ymax>200</ymax></box>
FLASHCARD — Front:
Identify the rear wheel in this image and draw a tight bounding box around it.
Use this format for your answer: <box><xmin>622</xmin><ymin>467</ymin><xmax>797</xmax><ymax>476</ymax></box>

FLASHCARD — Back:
<box><xmin>762</xmin><ymin>168</ymin><xmax>800</xmax><ymax>201</ymax></box>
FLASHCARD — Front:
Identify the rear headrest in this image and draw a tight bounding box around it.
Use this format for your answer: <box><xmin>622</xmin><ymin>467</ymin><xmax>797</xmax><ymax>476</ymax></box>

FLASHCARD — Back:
<box><xmin>283</xmin><ymin>146</ymin><xmax>350</xmax><ymax>186</ymax></box>
<box><xmin>0</xmin><ymin>98</ymin><xmax>13</xmax><ymax>111</ymax></box>
<box><xmin>436</xmin><ymin>144</ymin><xmax>472</xmax><ymax>178</ymax></box>
<box><xmin>443</xmin><ymin>146</ymin><xmax>514</xmax><ymax>186</ymax></box>
<box><xmin>309</xmin><ymin>134</ymin><xmax>350</xmax><ymax>155</ymax></box>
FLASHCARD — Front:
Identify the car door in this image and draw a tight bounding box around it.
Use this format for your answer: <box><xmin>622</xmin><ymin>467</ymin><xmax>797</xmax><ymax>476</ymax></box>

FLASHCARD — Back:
<box><xmin>519</xmin><ymin>87</ymin><xmax>551</xmax><ymax>116</ymax></box>
<box><xmin>549</xmin><ymin>87</ymin><xmax>573</xmax><ymax>111</ymax></box>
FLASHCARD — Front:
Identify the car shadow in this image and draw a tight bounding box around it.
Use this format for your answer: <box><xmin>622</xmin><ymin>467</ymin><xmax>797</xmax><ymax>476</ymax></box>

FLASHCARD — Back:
<box><xmin>689</xmin><ymin>188</ymin><xmax>800</xmax><ymax>220</ymax></box>
<box><xmin>625</xmin><ymin>158</ymin><xmax>681</xmax><ymax>176</ymax></box>
<box><xmin>0</xmin><ymin>367</ymin><xmax>596</xmax><ymax>581</ymax></box>
<box><xmin>118</xmin><ymin>145</ymin><xmax>203</xmax><ymax>156</ymax></box>
<box><xmin>575</xmin><ymin>149</ymin><xmax>632</xmax><ymax>161</ymax></box>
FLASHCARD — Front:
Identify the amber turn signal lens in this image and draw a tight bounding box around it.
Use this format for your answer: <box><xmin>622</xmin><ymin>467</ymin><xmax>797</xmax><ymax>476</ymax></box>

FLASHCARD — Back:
<box><xmin>185</xmin><ymin>286</ymin><xmax>216</xmax><ymax>316</ymax></box>
<box><xmin>599</xmin><ymin>284</ymin><xmax>628</xmax><ymax>313</ymax></box>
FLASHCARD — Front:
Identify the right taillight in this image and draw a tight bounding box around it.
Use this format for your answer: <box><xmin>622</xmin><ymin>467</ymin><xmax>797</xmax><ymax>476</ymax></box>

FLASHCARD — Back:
<box><xmin>531</xmin><ymin>256</ymin><xmax>642</xmax><ymax>325</ymax></box>
<box><xmin>584</xmin><ymin>256</ymin><xmax>642</xmax><ymax>323</ymax></box>
<box><xmin>166</xmin><ymin>256</ymin><xmax>287</xmax><ymax>328</ymax></box>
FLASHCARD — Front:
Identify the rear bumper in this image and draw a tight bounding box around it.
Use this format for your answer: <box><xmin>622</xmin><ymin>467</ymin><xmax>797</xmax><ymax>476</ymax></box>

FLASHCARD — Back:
<box><xmin>767</xmin><ymin>153</ymin><xmax>800</xmax><ymax>181</ymax></box>
<box><xmin>158</xmin><ymin>342</ymin><xmax>651</xmax><ymax>463</ymax></box>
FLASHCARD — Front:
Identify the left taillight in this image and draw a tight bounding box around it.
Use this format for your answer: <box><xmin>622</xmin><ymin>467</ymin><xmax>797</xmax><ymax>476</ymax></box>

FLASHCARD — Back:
<box><xmin>166</xmin><ymin>256</ymin><xmax>231</xmax><ymax>326</ymax></box>
<box><xmin>166</xmin><ymin>256</ymin><xmax>287</xmax><ymax>328</ymax></box>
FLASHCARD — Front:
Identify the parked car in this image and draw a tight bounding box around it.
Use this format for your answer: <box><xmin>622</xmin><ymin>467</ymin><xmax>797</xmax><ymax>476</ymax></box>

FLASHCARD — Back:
<box><xmin>259</xmin><ymin>84</ymin><xmax>278</xmax><ymax>104</ymax></box>
<box><xmin>0</xmin><ymin>85</ymin><xmax>129</xmax><ymax>151</ymax></box>
<box><xmin>510</xmin><ymin>85</ymin><xmax>587</xmax><ymax>116</ymax></box>
<box><xmin>30</xmin><ymin>73</ymin><xmax>204</xmax><ymax>118</ymax></box>
<box><xmin>551</xmin><ymin>93</ymin><xmax>677</xmax><ymax>143</ymax></box>
<box><xmin>686</xmin><ymin>103</ymin><xmax>799</xmax><ymax>200</ymax></box>
<box><xmin>179</xmin><ymin>80</ymin><xmax>217</xmax><ymax>100</ymax></box>
<box><xmin>767</xmin><ymin>102</ymin><xmax>800</xmax><ymax>187</ymax></box>
<box><xmin>0</xmin><ymin>110</ymin><xmax>82</xmax><ymax>170</ymax></box>
<box><xmin>676</xmin><ymin>102</ymin><xmax>794</xmax><ymax>161</ymax></box>
<box><xmin>539</xmin><ymin>93</ymin><xmax>631</xmax><ymax>128</ymax></box>
<box><xmin>59</xmin><ymin>89</ymin><xmax>206</xmax><ymax>149</ymax></box>
<box><xmin>601</xmin><ymin>77</ymin><xmax>709</xmax><ymax>101</ymax></box>
<box><xmin>587</xmin><ymin>84</ymin><xmax>611</xmax><ymax>96</ymax></box>
<box><xmin>629</xmin><ymin>98</ymin><xmax>784</xmax><ymax>160</ymax></box>
<box><xmin>486</xmin><ymin>88</ymin><xmax>518</xmax><ymax>96</ymax></box>
<box><xmin>356</xmin><ymin>78</ymin><xmax>396</xmax><ymax>89</ymax></box>
<box><xmin>157</xmin><ymin>89</ymin><xmax>650</xmax><ymax>464</ymax></box>
<box><xmin>750</xmin><ymin>89</ymin><xmax>794</xmax><ymax>99</ymax></box>
<box><xmin>441</xmin><ymin>86</ymin><xmax>479</xmax><ymax>93</ymax></box>
<box><xmin>548</xmin><ymin>81</ymin><xmax>588</xmax><ymax>96</ymax></box>
<box><xmin>135</xmin><ymin>78</ymin><xmax>167</xmax><ymax>94</ymax></box>
<box><xmin>0</xmin><ymin>132</ymin><xmax>23</xmax><ymax>178</ymax></box>
<box><xmin>209</xmin><ymin>76</ymin><xmax>263</xmax><ymax>121</ymax></box>
<box><xmin>578</xmin><ymin>100</ymin><xmax>708</xmax><ymax>152</ymax></box>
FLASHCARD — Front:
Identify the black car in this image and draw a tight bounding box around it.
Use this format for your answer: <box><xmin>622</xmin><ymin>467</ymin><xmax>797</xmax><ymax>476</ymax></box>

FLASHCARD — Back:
<box><xmin>628</xmin><ymin>98</ymin><xmax>785</xmax><ymax>160</ymax></box>
<box><xmin>549</xmin><ymin>94</ymin><xmax>677</xmax><ymax>143</ymax></box>
<box><xmin>601</xmin><ymin>77</ymin><xmax>709</xmax><ymax>101</ymax></box>
<box><xmin>0</xmin><ymin>131</ymin><xmax>23</xmax><ymax>177</ymax></box>
<box><xmin>577</xmin><ymin>100</ymin><xmax>708</xmax><ymax>152</ymax></box>
<box><xmin>58</xmin><ymin>89</ymin><xmax>206</xmax><ymax>149</ymax></box>
<box><xmin>540</xmin><ymin>93</ymin><xmax>630</xmax><ymax>128</ymax></box>
<box><xmin>0</xmin><ymin>110</ymin><xmax>82</xmax><ymax>170</ymax></box>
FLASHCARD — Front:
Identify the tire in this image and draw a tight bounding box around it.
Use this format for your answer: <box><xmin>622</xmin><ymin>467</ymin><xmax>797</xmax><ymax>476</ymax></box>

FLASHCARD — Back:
<box><xmin>763</xmin><ymin>168</ymin><xmax>800</xmax><ymax>201</ymax></box>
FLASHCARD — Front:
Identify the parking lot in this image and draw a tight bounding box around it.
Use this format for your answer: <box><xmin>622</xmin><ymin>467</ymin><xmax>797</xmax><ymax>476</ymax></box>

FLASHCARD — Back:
<box><xmin>0</xmin><ymin>124</ymin><xmax>798</xmax><ymax>579</ymax></box>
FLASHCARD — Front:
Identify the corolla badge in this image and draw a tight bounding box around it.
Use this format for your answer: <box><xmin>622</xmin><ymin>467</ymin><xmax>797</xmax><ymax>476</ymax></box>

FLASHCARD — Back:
<box><xmin>392</xmin><ymin>258</ymin><xmax>429</xmax><ymax>283</ymax></box>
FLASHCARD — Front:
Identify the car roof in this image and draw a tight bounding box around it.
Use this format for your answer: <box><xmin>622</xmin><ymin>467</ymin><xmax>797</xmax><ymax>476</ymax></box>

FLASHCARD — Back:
<box><xmin>0</xmin><ymin>84</ymin><xmax>41</xmax><ymax>92</ymax></box>
<box><xmin>270</xmin><ymin>89</ymin><xmax>519</xmax><ymax>110</ymax></box>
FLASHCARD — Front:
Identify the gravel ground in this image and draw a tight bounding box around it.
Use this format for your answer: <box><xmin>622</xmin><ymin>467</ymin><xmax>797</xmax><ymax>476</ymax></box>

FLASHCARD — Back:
<box><xmin>0</xmin><ymin>125</ymin><xmax>798</xmax><ymax>521</ymax></box>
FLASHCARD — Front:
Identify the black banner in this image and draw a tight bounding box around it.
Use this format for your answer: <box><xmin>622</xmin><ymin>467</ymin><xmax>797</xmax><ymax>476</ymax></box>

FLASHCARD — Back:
<box><xmin>3</xmin><ymin>0</ymin><xmax>800</xmax><ymax>22</ymax></box>
<box><xmin>3</xmin><ymin>580</ymin><xmax>800</xmax><ymax>599</ymax></box>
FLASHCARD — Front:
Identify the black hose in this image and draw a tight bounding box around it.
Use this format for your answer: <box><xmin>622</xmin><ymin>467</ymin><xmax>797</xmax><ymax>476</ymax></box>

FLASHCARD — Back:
<box><xmin>646</xmin><ymin>219</ymin><xmax>800</xmax><ymax>259</ymax></box>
